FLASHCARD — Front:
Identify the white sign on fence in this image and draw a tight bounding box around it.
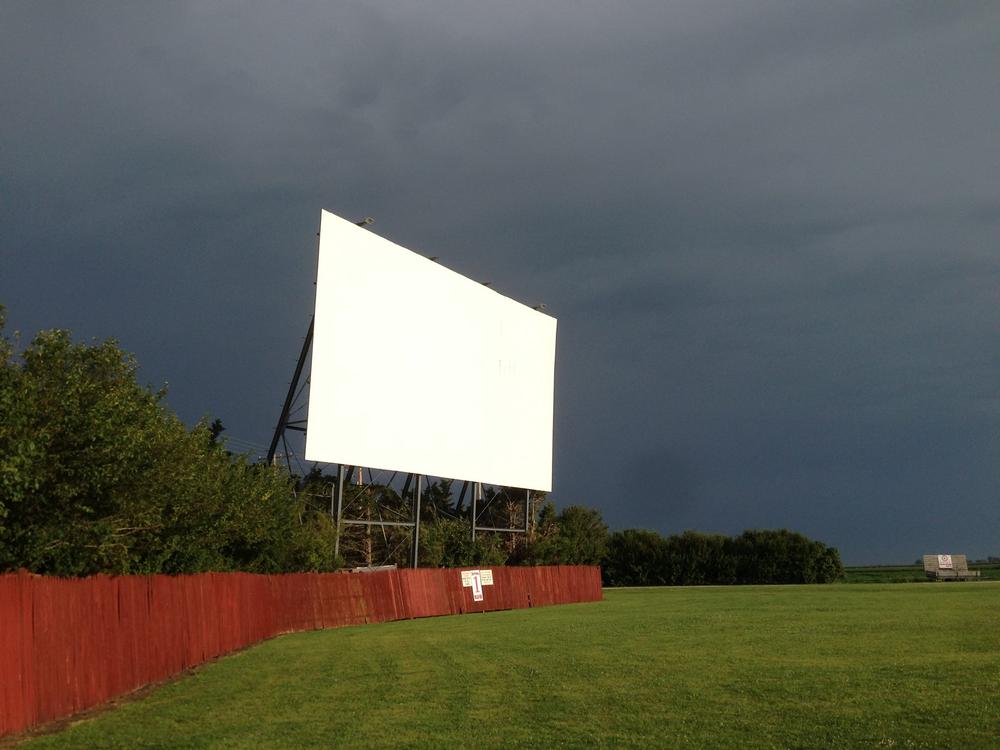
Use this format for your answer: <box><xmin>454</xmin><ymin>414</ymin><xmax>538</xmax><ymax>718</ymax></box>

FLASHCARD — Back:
<box><xmin>460</xmin><ymin>569</ymin><xmax>494</xmax><ymax>601</ymax></box>
<box><xmin>938</xmin><ymin>554</ymin><xmax>954</xmax><ymax>570</ymax></box>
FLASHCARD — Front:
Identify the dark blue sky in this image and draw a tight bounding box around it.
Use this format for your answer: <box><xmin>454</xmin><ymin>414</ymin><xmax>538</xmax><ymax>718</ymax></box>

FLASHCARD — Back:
<box><xmin>2</xmin><ymin>2</ymin><xmax>998</xmax><ymax>564</ymax></box>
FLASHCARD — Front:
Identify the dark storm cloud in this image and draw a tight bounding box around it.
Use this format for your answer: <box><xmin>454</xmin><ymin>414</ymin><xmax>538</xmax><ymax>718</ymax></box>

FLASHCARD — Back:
<box><xmin>2</xmin><ymin>1</ymin><xmax>998</xmax><ymax>563</ymax></box>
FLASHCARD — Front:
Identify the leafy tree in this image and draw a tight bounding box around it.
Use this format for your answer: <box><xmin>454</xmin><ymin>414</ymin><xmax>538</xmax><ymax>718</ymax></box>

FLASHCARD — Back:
<box><xmin>208</xmin><ymin>418</ymin><xmax>226</xmax><ymax>444</ymax></box>
<box><xmin>420</xmin><ymin>479</ymin><xmax>456</xmax><ymax>521</ymax></box>
<box><xmin>663</xmin><ymin>531</ymin><xmax>731</xmax><ymax>585</ymax></box>
<box><xmin>813</xmin><ymin>545</ymin><xmax>844</xmax><ymax>583</ymax></box>
<box><xmin>601</xmin><ymin>527</ymin><xmax>844</xmax><ymax>586</ymax></box>
<box><xmin>602</xmin><ymin>529</ymin><xmax>669</xmax><ymax>586</ymax></box>
<box><xmin>731</xmin><ymin>529</ymin><xmax>842</xmax><ymax>584</ymax></box>
<box><xmin>530</xmin><ymin>505</ymin><xmax>608</xmax><ymax>565</ymax></box>
<box><xmin>420</xmin><ymin>518</ymin><xmax>507</xmax><ymax>568</ymax></box>
<box><xmin>0</xmin><ymin>312</ymin><xmax>338</xmax><ymax>576</ymax></box>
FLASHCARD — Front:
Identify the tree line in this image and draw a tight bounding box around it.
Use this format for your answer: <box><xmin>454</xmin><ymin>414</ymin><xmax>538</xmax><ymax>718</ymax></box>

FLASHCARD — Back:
<box><xmin>0</xmin><ymin>309</ymin><xmax>842</xmax><ymax>583</ymax></box>
<box><xmin>602</xmin><ymin>529</ymin><xmax>844</xmax><ymax>586</ymax></box>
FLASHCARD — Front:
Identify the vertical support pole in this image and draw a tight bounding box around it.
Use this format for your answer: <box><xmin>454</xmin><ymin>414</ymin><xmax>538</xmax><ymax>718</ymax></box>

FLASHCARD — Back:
<box><xmin>411</xmin><ymin>475</ymin><xmax>422</xmax><ymax>568</ymax></box>
<box><xmin>334</xmin><ymin>463</ymin><xmax>345</xmax><ymax>559</ymax></box>
<box><xmin>524</xmin><ymin>488</ymin><xmax>530</xmax><ymax>533</ymax></box>
<box><xmin>471</xmin><ymin>482</ymin><xmax>481</xmax><ymax>541</ymax></box>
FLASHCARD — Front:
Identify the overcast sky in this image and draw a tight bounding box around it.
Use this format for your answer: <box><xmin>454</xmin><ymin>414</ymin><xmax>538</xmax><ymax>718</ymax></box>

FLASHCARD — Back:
<box><xmin>2</xmin><ymin>2</ymin><xmax>998</xmax><ymax>564</ymax></box>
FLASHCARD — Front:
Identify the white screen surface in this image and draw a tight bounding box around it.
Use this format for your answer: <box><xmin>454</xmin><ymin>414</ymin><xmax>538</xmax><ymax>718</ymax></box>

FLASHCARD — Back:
<box><xmin>304</xmin><ymin>210</ymin><xmax>556</xmax><ymax>491</ymax></box>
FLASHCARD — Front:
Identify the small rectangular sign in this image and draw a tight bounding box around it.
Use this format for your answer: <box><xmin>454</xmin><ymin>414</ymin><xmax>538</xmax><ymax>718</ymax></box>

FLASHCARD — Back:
<box><xmin>471</xmin><ymin>571</ymin><xmax>484</xmax><ymax>601</ymax></box>
<box><xmin>938</xmin><ymin>554</ymin><xmax>953</xmax><ymax>570</ymax></box>
<box><xmin>461</xmin><ymin>569</ymin><xmax>491</xmax><ymax>599</ymax></box>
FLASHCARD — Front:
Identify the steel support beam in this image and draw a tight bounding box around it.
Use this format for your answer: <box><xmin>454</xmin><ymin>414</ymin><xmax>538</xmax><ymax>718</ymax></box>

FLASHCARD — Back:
<box><xmin>343</xmin><ymin>519</ymin><xmax>415</xmax><ymax>528</ymax></box>
<box><xmin>333</xmin><ymin>463</ymin><xmax>345</xmax><ymax>558</ymax></box>
<box><xmin>411</xmin><ymin>475</ymin><xmax>422</xmax><ymax>568</ymax></box>
<box><xmin>471</xmin><ymin>482</ymin><xmax>481</xmax><ymax>541</ymax></box>
<box><xmin>266</xmin><ymin>317</ymin><xmax>314</xmax><ymax>468</ymax></box>
<box><xmin>471</xmin><ymin>486</ymin><xmax>530</xmax><ymax>537</ymax></box>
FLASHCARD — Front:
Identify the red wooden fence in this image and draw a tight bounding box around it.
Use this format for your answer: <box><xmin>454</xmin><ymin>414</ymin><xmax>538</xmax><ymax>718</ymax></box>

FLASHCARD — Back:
<box><xmin>0</xmin><ymin>565</ymin><xmax>602</xmax><ymax>737</ymax></box>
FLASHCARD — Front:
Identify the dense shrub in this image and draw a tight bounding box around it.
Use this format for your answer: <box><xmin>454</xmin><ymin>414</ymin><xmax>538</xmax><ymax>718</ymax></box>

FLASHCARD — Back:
<box><xmin>602</xmin><ymin>528</ymin><xmax>844</xmax><ymax>587</ymax></box>
<box><xmin>528</xmin><ymin>504</ymin><xmax>608</xmax><ymax>565</ymax></box>
<box><xmin>0</xmin><ymin>312</ymin><xmax>338</xmax><ymax>576</ymax></box>
<box><xmin>602</xmin><ymin>529</ymin><xmax>670</xmax><ymax>586</ymax></box>
<box><xmin>420</xmin><ymin>518</ymin><xmax>507</xmax><ymax>568</ymax></box>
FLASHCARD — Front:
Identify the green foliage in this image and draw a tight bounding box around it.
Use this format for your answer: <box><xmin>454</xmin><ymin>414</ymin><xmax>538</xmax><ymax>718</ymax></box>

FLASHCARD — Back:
<box><xmin>528</xmin><ymin>504</ymin><xmax>608</xmax><ymax>565</ymax></box>
<box><xmin>602</xmin><ymin>528</ymin><xmax>844</xmax><ymax>586</ymax></box>
<box><xmin>420</xmin><ymin>479</ymin><xmax>456</xmax><ymax>521</ymax></box>
<box><xmin>420</xmin><ymin>518</ymin><xmax>507</xmax><ymax>568</ymax></box>
<box><xmin>730</xmin><ymin>529</ymin><xmax>844</xmax><ymax>584</ymax></box>
<box><xmin>602</xmin><ymin>528</ymin><xmax>670</xmax><ymax>585</ymax></box>
<box><xmin>0</xmin><ymin>314</ymin><xmax>338</xmax><ymax>576</ymax></box>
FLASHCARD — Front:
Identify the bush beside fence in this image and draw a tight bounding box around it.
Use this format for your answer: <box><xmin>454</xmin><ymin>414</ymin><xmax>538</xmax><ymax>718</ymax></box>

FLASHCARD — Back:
<box><xmin>0</xmin><ymin>565</ymin><xmax>602</xmax><ymax>738</ymax></box>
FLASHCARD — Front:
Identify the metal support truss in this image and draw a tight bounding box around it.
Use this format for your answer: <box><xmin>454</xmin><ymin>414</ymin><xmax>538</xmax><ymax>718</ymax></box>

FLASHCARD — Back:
<box><xmin>332</xmin><ymin>464</ymin><xmax>423</xmax><ymax>569</ymax></box>
<box><xmin>471</xmin><ymin>483</ymin><xmax>530</xmax><ymax>540</ymax></box>
<box><xmin>266</xmin><ymin>316</ymin><xmax>313</xmax><ymax>472</ymax></box>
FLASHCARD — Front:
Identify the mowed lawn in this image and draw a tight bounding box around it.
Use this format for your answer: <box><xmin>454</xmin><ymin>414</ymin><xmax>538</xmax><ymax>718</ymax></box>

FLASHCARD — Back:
<box><xmin>843</xmin><ymin>564</ymin><xmax>1000</xmax><ymax>584</ymax></box>
<box><xmin>18</xmin><ymin>584</ymin><xmax>1000</xmax><ymax>749</ymax></box>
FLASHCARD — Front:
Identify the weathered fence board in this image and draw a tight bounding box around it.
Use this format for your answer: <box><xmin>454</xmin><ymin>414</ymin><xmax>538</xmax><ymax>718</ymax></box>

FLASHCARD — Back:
<box><xmin>0</xmin><ymin>565</ymin><xmax>601</xmax><ymax>737</ymax></box>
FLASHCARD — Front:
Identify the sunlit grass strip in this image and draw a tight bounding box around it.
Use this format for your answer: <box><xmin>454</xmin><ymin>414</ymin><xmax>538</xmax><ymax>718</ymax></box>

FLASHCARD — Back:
<box><xmin>19</xmin><ymin>583</ymin><xmax>1000</xmax><ymax>749</ymax></box>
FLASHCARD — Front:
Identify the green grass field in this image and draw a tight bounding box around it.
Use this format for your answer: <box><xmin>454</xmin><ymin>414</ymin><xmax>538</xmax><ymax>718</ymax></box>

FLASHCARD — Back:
<box><xmin>17</xmin><ymin>584</ymin><xmax>1000</xmax><ymax>749</ymax></box>
<box><xmin>843</xmin><ymin>563</ymin><xmax>1000</xmax><ymax>584</ymax></box>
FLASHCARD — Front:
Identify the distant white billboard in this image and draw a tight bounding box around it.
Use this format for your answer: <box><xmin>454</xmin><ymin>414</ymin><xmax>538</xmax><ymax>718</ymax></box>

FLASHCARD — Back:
<box><xmin>304</xmin><ymin>210</ymin><xmax>556</xmax><ymax>491</ymax></box>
